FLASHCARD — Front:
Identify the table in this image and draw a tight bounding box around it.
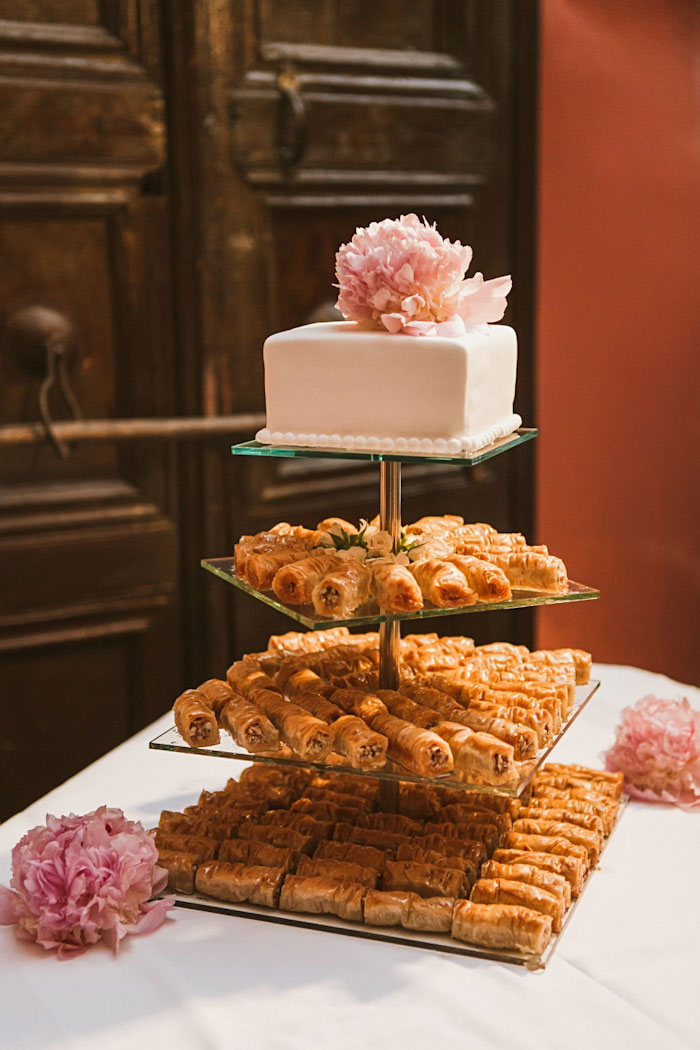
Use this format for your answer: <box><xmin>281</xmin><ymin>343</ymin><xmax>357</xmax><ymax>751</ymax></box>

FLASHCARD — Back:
<box><xmin>2</xmin><ymin>664</ymin><xmax>699</xmax><ymax>1050</ymax></box>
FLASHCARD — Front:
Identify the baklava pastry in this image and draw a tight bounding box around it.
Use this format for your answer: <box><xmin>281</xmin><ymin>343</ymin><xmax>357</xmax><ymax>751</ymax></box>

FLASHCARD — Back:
<box><xmin>370</xmin><ymin>560</ymin><xmax>423</xmax><ymax>613</ymax></box>
<box><xmin>279</xmin><ymin>875</ymin><xmax>366</xmax><ymax>922</ymax></box>
<box><xmin>296</xmin><ymin>855</ymin><xmax>380</xmax><ymax>889</ymax></box>
<box><xmin>314</xmin><ymin>839</ymin><xmax>387</xmax><ymax>873</ymax></box>
<box><xmin>451</xmin><ymin>899</ymin><xmax>552</xmax><ymax>955</ymax></box>
<box><xmin>364</xmin><ymin>889</ymin><xmax>455</xmax><ymax>934</ymax></box>
<box><xmin>365</xmin><ymin>710</ymin><xmax>454</xmax><ymax>777</ymax></box>
<box><xmin>430</xmin><ymin>721</ymin><xmax>516</xmax><ymax>784</ymax></box>
<box><xmin>395</xmin><ymin>845</ymin><xmax>477</xmax><ymax>890</ymax></box>
<box><xmin>481</xmin><ymin>861</ymin><xmax>571</xmax><ymax>908</ymax></box>
<box><xmin>503</xmin><ymin>832</ymin><xmax>589</xmax><ymax>870</ymax></box>
<box><xmin>311</xmin><ymin>560</ymin><xmax>372</xmax><ymax>617</ymax></box>
<box><xmin>520</xmin><ymin>805</ymin><xmax>604</xmax><ymax>838</ymax></box>
<box><xmin>278</xmin><ymin>666</ymin><xmax>335</xmax><ymax>699</ymax></box>
<box><xmin>267</xmin><ymin>626</ymin><xmax>352</xmax><ymax>654</ymax></box>
<box><xmin>239</xmin><ymin>823</ymin><xmax>314</xmax><ymax>854</ymax></box>
<box><xmin>252</xmin><ymin>689</ymin><xmax>333</xmax><ymax>761</ymax></box>
<box><xmin>173</xmin><ymin>689</ymin><xmax>220</xmax><ymax>747</ymax></box>
<box><xmin>196</xmin><ymin>678</ymin><xmax>237</xmax><ymax>720</ymax></box>
<box><xmin>153</xmin><ymin>831</ymin><xmax>218</xmax><ymax>862</ymax></box>
<box><xmin>384</xmin><ymin>860</ymin><xmax>466</xmax><ymax>900</ymax></box>
<box><xmin>512</xmin><ymin>819</ymin><xmax>600</xmax><ymax>863</ymax></box>
<box><xmin>287</xmin><ymin>690</ymin><xmax>344</xmax><ymax>724</ymax></box>
<box><xmin>358</xmin><ymin>812</ymin><xmax>424</xmax><ymax>836</ymax></box>
<box><xmin>329</xmin><ymin>714</ymin><xmax>388</xmax><ymax>770</ymax></box>
<box><xmin>226</xmin><ymin>661</ymin><xmax>281</xmax><ymax>698</ymax></box>
<box><xmin>414</xmin><ymin>833</ymin><xmax>486</xmax><ymax>867</ymax></box>
<box><xmin>272</xmin><ymin>554</ymin><xmax>345</xmax><ymax>605</ymax></box>
<box><xmin>410</xmin><ymin>558</ymin><xmax>477</xmax><ymax>608</ymax></box>
<box><xmin>157</xmin><ymin>849</ymin><xmax>200</xmax><ymax>894</ymax></box>
<box><xmin>245</xmin><ymin>549</ymin><xmax>310</xmax><ymax>590</ymax></box>
<box><xmin>446</xmin><ymin>555</ymin><xmax>512</xmax><ymax>602</ymax></box>
<box><xmin>217</xmin><ymin>838</ymin><xmax>298</xmax><ymax>872</ymax></box>
<box><xmin>471</xmin><ymin>877</ymin><xmax>564</xmax><ymax>933</ymax></box>
<box><xmin>333</xmin><ymin>822</ymin><xmax>410</xmax><ymax>853</ymax></box>
<box><xmin>483</xmin><ymin>551</ymin><xmax>568</xmax><ymax>593</ymax></box>
<box><xmin>195</xmin><ymin>861</ymin><xmax>285</xmax><ymax>908</ymax></box>
<box><xmin>491</xmin><ymin>849</ymin><xmax>584</xmax><ymax>897</ymax></box>
<box><xmin>219</xmin><ymin>693</ymin><xmax>281</xmax><ymax>753</ymax></box>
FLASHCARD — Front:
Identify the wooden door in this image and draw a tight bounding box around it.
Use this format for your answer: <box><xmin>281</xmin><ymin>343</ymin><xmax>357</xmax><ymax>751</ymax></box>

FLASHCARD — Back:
<box><xmin>0</xmin><ymin>1</ymin><xmax>180</xmax><ymax>818</ymax></box>
<box><xmin>173</xmin><ymin>1</ymin><xmax>538</xmax><ymax>671</ymax></box>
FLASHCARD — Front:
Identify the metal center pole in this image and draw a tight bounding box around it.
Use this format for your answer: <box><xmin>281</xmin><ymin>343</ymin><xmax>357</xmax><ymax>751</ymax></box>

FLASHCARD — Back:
<box><xmin>378</xmin><ymin>460</ymin><xmax>401</xmax><ymax>811</ymax></box>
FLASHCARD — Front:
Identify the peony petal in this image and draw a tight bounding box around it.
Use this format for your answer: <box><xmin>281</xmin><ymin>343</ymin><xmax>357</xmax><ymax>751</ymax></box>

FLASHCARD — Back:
<box><xmin>380</xmin><ymin>313</ymin><xmax>406</xmax><ymax>334</ymax></box>
<box><xmin>0</xmin><ymin>886</ymin><xmax>19</xmax><ymax>925</ymax></box>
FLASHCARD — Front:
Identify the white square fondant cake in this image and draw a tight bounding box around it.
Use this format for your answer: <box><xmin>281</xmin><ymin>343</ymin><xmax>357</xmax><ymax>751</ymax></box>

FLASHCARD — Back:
<box><xmin>256</xmin><ymin>321</ymin><xmax>520</xmax><ymax>455</ymax></box>
<box><xmin>255</xmin><ymin>214</ymin><xmax>521</xmax><ymax>455</ymax></box>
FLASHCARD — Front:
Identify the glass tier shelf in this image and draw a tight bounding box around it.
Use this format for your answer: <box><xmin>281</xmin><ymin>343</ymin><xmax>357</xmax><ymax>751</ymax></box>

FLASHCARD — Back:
<box><xmin>231</xmin><ymin>428</ymin><xmax>537</xmax><ymax>465</ymax></box>
<box><xmin>158</xmin><ymin>795</ymin><xmax>627</xmax><ymax>971</ymax></box>
<box><xmin>150</xmin><ymin>680</ymin><xmax>599</xmax><ymax>799</ymax></box>
<box><xmin>201</xmin><ymin>557</ymin><xmax>600</xmax><ymax>629</ymax></box>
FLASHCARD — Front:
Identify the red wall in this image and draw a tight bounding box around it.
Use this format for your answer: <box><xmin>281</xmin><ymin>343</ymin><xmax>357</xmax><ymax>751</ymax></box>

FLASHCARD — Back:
<box><xmin>536</xmin><ymin>0</ymin><xmax>700</xmax><ymax>685</ymax></box>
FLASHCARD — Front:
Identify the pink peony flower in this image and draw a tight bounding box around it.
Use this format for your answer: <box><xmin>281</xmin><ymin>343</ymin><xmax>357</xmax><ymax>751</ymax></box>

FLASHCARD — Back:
<box><xmin>603</xmin><ymin>695</ymin><xmax>700</xmax><ymax>809</ymax></box>
<box><xmin>335</xmin><ymin>214</ymin><xmax>511</xmax><ymax>336</ymax></box>
<box><xmin>0</xmin><ymin>806</ymin><xmax>174</xmax><ymax>959</ymax></box>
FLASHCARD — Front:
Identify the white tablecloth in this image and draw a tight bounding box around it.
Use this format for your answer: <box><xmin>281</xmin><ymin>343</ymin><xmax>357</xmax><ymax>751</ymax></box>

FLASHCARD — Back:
<box><xmin>2</xmin><ymin>664</ymin><xmax>699</xmax><ymax>1050</ymax></box>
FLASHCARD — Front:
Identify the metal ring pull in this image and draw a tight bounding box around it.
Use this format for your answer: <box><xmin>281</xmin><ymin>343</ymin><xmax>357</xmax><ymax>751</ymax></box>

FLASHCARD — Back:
<box><xmin>276</xmin><ymin>68</ymin><xmax>307</xmax><ymax>170</ymax></box>
<box><xmin>6</xmin><ymin>306</ymin><xmax>82</xmax><ymax>458</ymax></box>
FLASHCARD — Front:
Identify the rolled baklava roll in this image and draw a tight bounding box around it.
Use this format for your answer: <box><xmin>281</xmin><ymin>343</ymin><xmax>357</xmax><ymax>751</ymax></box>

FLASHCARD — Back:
<box><xmin>491</xmin><ymin>849</ymin><xmax>584</xmax><ymax>897</ymax></box>
<box><xmin>370</xmin><ymin>561</ymin><xmax>423</xmax><ymax>613</ymax></box>
<box><xmin>272</xmin><ymin>554</ymin><xmax>345</xmax><ymax>605</ymax></box>
<box><xmin>437</xmin><ymin>803</ymin><xmax>512</xmax><ymax>835</ymax></box>
<box><xmin>451</xmin><ymin>899</ymin><xmax>552</xmax><ymax>954</ymax></box>
<box><xmin>410</xmin><ymin>559</ymin><xmax>477</xmax><ymax>608</ymax></box>
<box><xmin>277</xmin><ymin>666</ymin><xmax>335</xmax><ymax>699</ymax></box>
<box><xmin>430</xmin><ymin>721</ymin><xmax>516</xmax><ymax>785</ymax></box>
<box><xmin>195</xmin><ymin>861</ymin><xmax>285</xmax><ymax>908</ymax></box>
<box><xmin>314</xmin><ymin>839</ymin><xmax>387</xmax><ymax>873</ymax></box>
<box><xmin>239</xmin><ymin>823</ymin><xmax>314</xmax><ymax>854</ymax></box>
<box><xmin>157</xmin><ymin>849</ymin><xmax>200</xmax><ymax>894</ymax></box>
<box><xmin>296</xmin><ymin>855</ymin><xmax>380</xmax><ymax>889</ymax></box>
<box><xmin>481</xmin><ymin>861</ymin><xmax>571</xmax><ymax>908</ymax></box>
<box><xmin>431</xmin><ymin>821</ymin><xmax>500</xmax><ymax>854</ymax></box>
<box><xmin>404</xmin><ymin>685</ymin><xmax>538</xmax><ymax>761</ymax></box>
<box><xmin>446</xmin><ymin>554</ymin><xmax>512</xmax><ymax>602</ymax></box>
<box><xmin>196</xmin><ymin>678</ymin><xmax>237</xmax><ymax>720</ymax></box>
<box><xmin>173</xmin><ymin>689</ymin><xmax>220</xmax><ymax>747</ymax></box>
<box><xmin>414</xmin><ymin>834</ymin><xmax>487</xmax><ymax>868</ymax></box>
<box><xmin>528</xmin><ymin>793</ymin><xmax>615</xmax><ymax>834</ymax></box>
<box><xmin>502</xmin><ymin>832</ymin><xmax>589</xmax><ymax>870</ymax></box>
<box><xmin>312</xmin><ymin>560</ymin><xmax>372</xmax><ymax>617</ymax></box>
<box><xmin>226</xmin><ymin>661</ymin><xmax>281</xmax><ymax>698</ymax></box>
<box><xmin>384</xmin><ymin>860</ymin><xmax>466</xmax><ymax>900</ymax></box>
<box><xmin>471</xmin><ymin>877</ymin><xmax>564</xmax><ymax>933</ymax></box>
<box><xmin>520</xmin><ymin>805</ymin><xmax>604</xmax><ymax>838</ymax></box>
<box><xmin>252</xmin><ymin>688</ymin><xmax>333</xmax><ymax>761</ymax></box>
<box><xmin>217</xmin><ymin>837</ymin><xmax>298</xmax><ymax>872</ymax></box>
<box><xmin>397</xmin><ymin>783</ymin><xmax>440</xmax><ymax>821</ymax></box>
<box><xmin>363</xmin><ymin>889</ymin><xmax>454</xmax><ymax>933</ymax></box>
<box><xmin>245</xmin><ymin>549</ymin><xmax>310</xmax><ymax>590</ymax></box>
<box><xmin>333</xmin><ymin>823</ymin><xmax>410</xmax><ymax>853</ymax></box>
<box><xmin>542</xmin><ymin>762</ymin><xmax>623</xmax><ymax>794</ymax></box>
<box><xmin>358</xmin><ymin>812</ymin><xmax>423</xmax><ymax>836</ymax></box>
<box><xmin>292</xmin><ymin>690</ymin><xmax>345</xmax><ymax>723</ymax></box>
<box><xmin>217</xmin><ymin>693</ymin><xmax>280</xmax><ymax>753</ymax></box>
<box><xmin>483</xmin><ymin>551</ymin><xmax>568</xmax><ymax>593</ymax></box>
<box><xmin>394</xmin><ymin>845</ymin><xmax>477</xmax><ymax>890</ymax></box>
<box><xmin>330</xmin><ymin>687</ymin><xmax>387</xmax><ymax>722</ymax></box>
<box><xmin>466</xmin><ymin>699</ymin><xmax>552</xmax><ymax>747</ymax></box>
<box><xmin>279</xmin><ymin>874</ymin><xmax>366</xmax><ymax>922</ymax></box>
<box><xmin>329</xmin><ymin>714</ymin><xmax>388</xmax><ymax>770</ymax></box>
<box><xmin>154</xmin><ymin>831</ymin><xmax>218</xmax><ymax>862</ymax></box>
<box><xmin>363</xmin><ymin>710</ymin><xmax>454</xmax><ymax>777</ymax></box>
<box><xmin>512</xmin><ymin>819</ymin><xmax>600</xmax><ymax>863</ymax></box>
<box><xmin>375</xmin><ymin>689</ymin><xmax>440</xmax><ymax>729</ymax></box>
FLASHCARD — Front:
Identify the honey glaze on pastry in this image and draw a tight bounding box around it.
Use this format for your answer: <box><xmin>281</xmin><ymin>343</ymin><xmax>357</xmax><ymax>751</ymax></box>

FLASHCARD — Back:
<box><xmin>451</xmin><ymin>900</ymin><xmax>552</xmax><ymax>954</ymax></box>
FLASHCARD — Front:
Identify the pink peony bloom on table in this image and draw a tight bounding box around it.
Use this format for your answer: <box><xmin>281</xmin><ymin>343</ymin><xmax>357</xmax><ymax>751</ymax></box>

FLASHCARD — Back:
<box><xmin>335</xmin><ymin>214</ymin><xmax>511</xmax><ymax>336</ymax></box>
<box><xmin>603</xmin><ymin>695</ymin><xmax>700</xmax><ymax>809</ymax></box>
<box><xmin>0</xmin><ymin>806</ymin><xmax>174</xmax><ymax>959</ymax></box>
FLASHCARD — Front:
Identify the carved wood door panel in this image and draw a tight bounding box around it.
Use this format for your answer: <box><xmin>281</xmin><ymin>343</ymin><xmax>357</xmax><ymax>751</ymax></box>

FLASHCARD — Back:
<box><xmin>189</xmin><ymin>1</ymin><xmax>537</xmax><ymax>665</ymax></box>
<box><xmin>0</xmin><ymin>2</ymin><xmax>179</xmax><ymax>818</ymax></box>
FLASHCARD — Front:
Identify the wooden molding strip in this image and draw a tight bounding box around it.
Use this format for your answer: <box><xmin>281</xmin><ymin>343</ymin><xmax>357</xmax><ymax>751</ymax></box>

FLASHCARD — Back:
<box><xmin>0</xmin><ymin>414</ymin><xmax>266</xmax><ymax>447</ymax></box>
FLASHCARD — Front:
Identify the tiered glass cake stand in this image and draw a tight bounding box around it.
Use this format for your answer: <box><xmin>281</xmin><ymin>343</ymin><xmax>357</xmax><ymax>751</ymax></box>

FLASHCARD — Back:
<box><xmin>150</xmin><ymin>429</ymin><xmax>618</xmax><ymax>969</ymax></box>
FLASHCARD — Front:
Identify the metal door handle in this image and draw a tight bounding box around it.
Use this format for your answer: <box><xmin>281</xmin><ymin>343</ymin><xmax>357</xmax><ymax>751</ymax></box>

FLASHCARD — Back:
<box><xmin>276</xmin><ymin>69</ymin><xmax>307</xmax><ymax>169</ymax></box>
<box><xmin>6</xmin><ymin>306</ymin><xmax>82</xmax><ymax>458</ymax></box>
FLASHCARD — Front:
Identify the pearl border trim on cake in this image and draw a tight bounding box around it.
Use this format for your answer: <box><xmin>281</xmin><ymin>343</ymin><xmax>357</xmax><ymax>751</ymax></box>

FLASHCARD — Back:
<box><xmin>255</xmin><ymin>414</ymin><xmax>522</xmax><ymax>455</ymax></box>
